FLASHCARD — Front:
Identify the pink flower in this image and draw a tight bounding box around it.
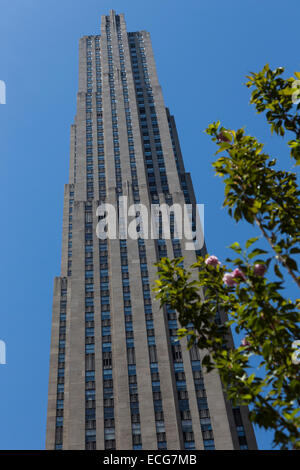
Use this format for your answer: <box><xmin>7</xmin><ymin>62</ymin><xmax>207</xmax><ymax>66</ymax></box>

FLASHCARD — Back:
<box><xmin>254</xmin><ymin>264</ymin><xmax>266</xmax><ymax>277</ymax></box>
<box><xmin>205</xmin><ymin>255</ymin><xmax>221</xmax><ymax>267</ymax></box>
<box><xmin>241</xmin><ymin>337</ymin><xmax>251</xmax><ymax>348</ymax></box>
<box><xmin>232</xmin><ymin>268</ymin><xmax>246</xmax><ymax>281</ymax></box>
<box><xmin>223</xmin><ymin>273</ymin><xmax>236</xmax><ymax>287</ymax></box>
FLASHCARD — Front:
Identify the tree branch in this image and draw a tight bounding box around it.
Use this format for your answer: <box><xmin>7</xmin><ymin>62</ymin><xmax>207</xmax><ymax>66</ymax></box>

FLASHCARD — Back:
<box><xmin>254</xmin><ymin>215</ymin><xmax>300</xmax><ymax>288</ymax></box>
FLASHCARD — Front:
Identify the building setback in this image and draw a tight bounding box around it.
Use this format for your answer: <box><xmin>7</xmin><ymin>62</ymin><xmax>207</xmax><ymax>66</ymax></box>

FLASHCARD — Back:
<box><xmin>46</xmin><ymin>10</ymin><xmax>257</xmax><ymax>450</ymax></box>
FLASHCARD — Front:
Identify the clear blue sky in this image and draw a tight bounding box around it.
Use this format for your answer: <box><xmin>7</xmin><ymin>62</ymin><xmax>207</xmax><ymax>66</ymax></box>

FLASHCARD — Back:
<box><xmin>0</xmin><ymin>0</ymin><xmax>299</xmax><ymax>450</ymax></box>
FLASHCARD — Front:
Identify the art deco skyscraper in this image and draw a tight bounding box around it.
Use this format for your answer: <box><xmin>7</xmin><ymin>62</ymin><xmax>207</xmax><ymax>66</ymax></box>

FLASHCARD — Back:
<box><xmin>46</xmin><ymin>10</ymin><xmax>257</xmax><ymax>451</ymax></box>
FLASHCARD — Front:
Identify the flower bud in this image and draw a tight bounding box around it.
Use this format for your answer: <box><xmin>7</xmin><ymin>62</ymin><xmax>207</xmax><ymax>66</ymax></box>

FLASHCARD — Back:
<box><xmin>232</xmin><ymin>268</ymin><xmax>246</xmax><ymax>281</ymax></box>
<box><xmin>223</xmin><ymin>273</ymin><xmax>236</xmax><ymax>287</ymax></box>
<box><xmin>241</xmin><ymin>337</ymin><xmax>251</xmax><ymax>348</ymax></box>
<box><xmin>205</xmin><ymin>255</ymin><xmax>221</xmax><ymax>267</ymax></box>
<box><xmin>254</xmin><ymin>264</ymin><xmax>266</xmax><ymax>276</ymax></box>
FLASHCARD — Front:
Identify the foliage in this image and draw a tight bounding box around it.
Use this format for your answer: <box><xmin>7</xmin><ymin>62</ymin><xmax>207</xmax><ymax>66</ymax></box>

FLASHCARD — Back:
<box><xmin>154</xmin><ymin>65</ymin><xmax>300</xmax><ymax>449</ymax></box>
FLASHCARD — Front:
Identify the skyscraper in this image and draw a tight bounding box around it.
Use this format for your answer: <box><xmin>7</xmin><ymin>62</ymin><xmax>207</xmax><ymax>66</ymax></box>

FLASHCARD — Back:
<box><xmin>46</xmin><ymin>10</ymin><xmax>257</xmax><ymax>451</ymax></box>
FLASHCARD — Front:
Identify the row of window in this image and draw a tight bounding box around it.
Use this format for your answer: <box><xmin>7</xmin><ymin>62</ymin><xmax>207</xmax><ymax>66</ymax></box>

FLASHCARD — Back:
<box><xmin>85</xmin><ymin>205</ymin><xmax>97</xmax><ymax>450</ymax></box>
<box><xmin>55</xmin><ymin>278</ymin><xmax>68</xmax><ymax>449</ymax></box>
<box><xmin>119</xmin><ymin>23</ymin><xmax>168</xmax><ymax>449</ymax></box>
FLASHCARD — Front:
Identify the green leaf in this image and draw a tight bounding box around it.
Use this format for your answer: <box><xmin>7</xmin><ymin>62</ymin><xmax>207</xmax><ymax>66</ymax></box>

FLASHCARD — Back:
<box><xmin>274</xmin><ymin>264</ymin><xmax>283</xmax><ymax>279</ymax></box>
<box><xmin>246</xmin><ymin>237</ymin><xmax>259</xmax><ymax>249</ymax></box>
<box><xmin>242</xmin><ymin>394</ymin><xmax>252</xmax><ymax>401</ymax></box>
<box><xmin>248</xmin><ymin>248</ymin><xmax>268</xmax><ymax>259</ymax></box>
<box><xmin>285</xmin><ymin>257</ymin><xmax>298</xmax><ymax>272</ymax></box>
<box><xmin>229</xmin><ymin>242</ymin><xmax>242</xmax><ymax>253</ymax></box>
